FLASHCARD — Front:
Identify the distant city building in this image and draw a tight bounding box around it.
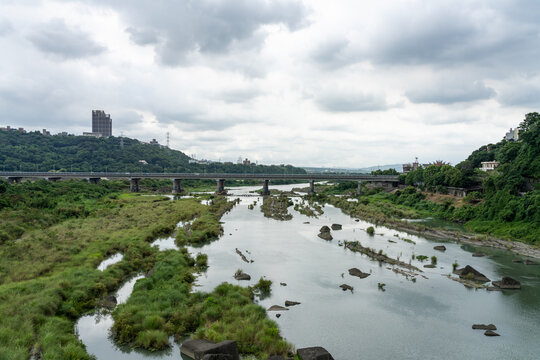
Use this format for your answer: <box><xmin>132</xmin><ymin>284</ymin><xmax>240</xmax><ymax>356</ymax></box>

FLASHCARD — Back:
<box><xmin>83</xmin><ymin>132</ymin><xmax>103</xmax><ymax>138</ymax></box>
<box><xmin>242</xmin><ymin>158</ymin><xmax>251</xmax><ymax>165</ymax></box>
<box><xmin>92</xmin><ymin>110</ymin><xmax>112</xmax><ymax>137</ymax></box>
<box><xmin>1</xmin><ymin>126</ymin><xmax>26</xmax><ymax>133</ymax></box>
<box><xmin>480</xmin><ymin>161</ymin><xmax>500</xmax><ymax>171</ymax></box>
<box><xmin>42</xmin><ymin>129</ymin><xmax>50</xmax><ymax>136</ymax></box>
<box><xmin>505</xmin><ymin>128</ymin><xmax>519</xmax><ymax>141</ymax></box>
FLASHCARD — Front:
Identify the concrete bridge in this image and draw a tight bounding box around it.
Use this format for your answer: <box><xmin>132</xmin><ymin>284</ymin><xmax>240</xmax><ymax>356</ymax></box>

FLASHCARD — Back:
<box><xmin>0</xmin><ymin>171</ymin><xmax>399</xmax><ymax>195</ymax></box>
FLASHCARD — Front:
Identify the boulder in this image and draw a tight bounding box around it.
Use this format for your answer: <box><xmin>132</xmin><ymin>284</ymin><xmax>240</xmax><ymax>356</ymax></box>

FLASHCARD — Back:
<box><xmin>524</xmin><ymin>259</ymin><xmax>538</xmax><ymax>265</ymax></box>
<box><xmin>512</xmin><ymin>259</ymin><xmax>522</xmax><ymax>263</ymax></box>
<box><xmin>453</xmin><ymin>265</ymin><xmax>490</xmax><ymax>283</ymax></box>
<box><xmin>433</xmin><ymin>245</ymin><xmax>446</xmax><ymax>251</ymax></box>
<box><xmin>331</xmin><ymin>224</ymin><xmax>342</xmax><ymax>230</ymax></box>
<box><xmin>276</xmin><ymin>314</ymin><xmax>281</xmax><ymax>318</ymax></box>
<box><xmin>472</xmin><ymin>252</ymin><xmax>486</xmax><ymax>257</ymax></box>
<box><xmin>348</xmin><ymin>268</ymin><xmax>370</xmax><ymax>279</ymax></box>
<box><xmin>423</xmin><ymin>264</ymin><xmax>436</xmax><ymax>268</ymax></box>
<box><xmin>319</xmin><ymin>226</ymin><xmax>331</xmax><ymax>233</ymax></box>
<box><xmin>472</xmin><ymin>324</ymin><xmax>497</xmax><ymax>330</ymax></box>
<box><xmin>486</xmin><ymin>287</ymin><xmax>502</xmax><ymax>292</ymax></box>
<box><xmin>318</xmin><ymin>232</ymin><xmax>333</xmax><ymax>241</ymax></box>
<box><xmin>201</xmin><ymin>355</ymin><xmax>233</xmax><ymax>360</ymax></box>
<box><xmin>492</xmin><ymin>277</ymin><xmax>521</xmax><ymax>289</ymax></box>
<box><xmin>354</xmin><ymin>219</ymin><xmax>360</xmax><ymax>222</ymax></box>
<box><xmin>100</xmin><ymin>295</ymin><xmax>117</xmax><ymax>309</ymax></box>
<box><xmin>339</xmin><ymin>284</ymin><xmax>353</xmax><ymax>292</ymax></box>
<box><xmin>297</xmin><ymin>346</ymin><xmax>335</xmax><ymax>360</ymax></box>
<box><xmin>303</xmin><ymin>222</ymin><xmax>310</xmax><ymax>224</ymax></box>
<box><xmin>234</xmin><ymin>272</ymin><xmax>251</xmax><ymax>281</ymax></box>
<box><xmin>267</xmin><ymin>305</ymin><xmax>289</xmax><ymax>311</ymax></box>
<box><xmin>285</xmin><ymin>300</ymin><xmax>301</xmax><ymax>307</ymax></box>
<box><xmin>280</xmin><ymin>282</ymin><xmax>287</xmax><ymax>286</ymax></box>
<box><xmin>181</xmin><ymin>339</ymin><xmax>239</xmax><ymax>360</ymax></box>
<box><xmin>484</xmin><ymin>330</ymin><xmax>500</xmax><ymax>337</ymax></box>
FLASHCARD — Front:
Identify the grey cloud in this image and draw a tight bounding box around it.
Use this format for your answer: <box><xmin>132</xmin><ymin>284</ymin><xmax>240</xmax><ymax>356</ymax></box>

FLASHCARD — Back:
<box><xmin>88</xmin><ymin>0</ymin><xmax>307</xmax><ymax>66</ymax></box>
<box><xmin>156</xmin><ymin>112</ymin><xmax>254</xmax><ymax>131</ymax></box>
<box><xmin>497</xmin><ymin>83</ymin><xmax>540</xmax><ymax>107</ymax></box>
<box><xmin>0</xmin><ymin>19</ymin><xmax>14</xmax><ymax>36</ymax></box>
<box><xmin>126</xmin><ymin>27</ymin><xmax>159</xmax><ymax>45</ymax></box>
<box><xmin>216</xmin><ymin>88</ymin><xmax>264</xmax><ymax>103</ymax></box>
<box><xmin>27</xmin><ymin>19</ymin><xmax>106</xmax><ymax>59</ymax></box>
<box><xmin>315</xmin><ymin>92</ymin><xmax>391</xmax><ymax>112</ymax></box>
<box><xmin>406</xmin><ymin>81</ymin><xmax>495</xmax><ymax>104</ymax></box>
<box><xmin>310</xmin><ymin>37</ymin><xmax>350</xmax><ymax>68</ymax></box>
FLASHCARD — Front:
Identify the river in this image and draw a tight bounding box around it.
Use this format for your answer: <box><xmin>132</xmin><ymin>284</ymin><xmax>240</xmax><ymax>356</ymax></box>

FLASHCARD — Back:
<box><xmin>77</xmin><ymin>183</ymin><xmax>540</xmax><ymax>359</ymax></box>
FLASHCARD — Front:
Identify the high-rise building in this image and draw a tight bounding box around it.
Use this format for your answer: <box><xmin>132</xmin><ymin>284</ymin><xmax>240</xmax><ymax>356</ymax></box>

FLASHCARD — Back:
<box><xmin>92</xmin><ymin>110</ymin><xmax>112</xmax><ymax>137</ymax></box>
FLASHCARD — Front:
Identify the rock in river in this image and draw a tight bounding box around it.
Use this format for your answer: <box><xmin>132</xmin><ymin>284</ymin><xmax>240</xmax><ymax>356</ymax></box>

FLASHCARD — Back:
<box><xmin>484</xmin><ymin>330</ymin><xmax>500</xmax><ymax>337</ymax></box>
<box><xmin>492</xmin><ymin>277</ymin><xmax>521</xmax><ymax>289</ymax></box>
<box><xmin>423</xmin><ymin>264</ymin><xmax>436</xmax><ymax>268</ymax></box>
<box><xmin>453</xmin><ymin>265</ymin><xmax>490</xmax><ymax>283</ymax></box>
<box><xmin>339</xmin><ymin>284</ymin><xmax>353</xmax><ymax>292</ymax></box>
<box><xmin>319</xmin><ymin>225</ymin><xmax>331</xmax><ymax>233</ymax></box>
<box><xmin>472</xmin><ymin>252</ymin><xmax>486</xmax><ymax>257</ymax></box>
<box><xmin>234</xmin><ymin>271</ymin><xmax>251</xmax><ymax>281</ymax></box>
<box><xmin>268</xmin><ymin>305</ymin><xmax>289</xmax><ymax>311</ymax></box>
<box><xmin>433</xmin><ymin>245</ymin><xmax>446</xmax><ymax>251</ymax></box>
<box><xmin>318</xmin><ymin>232</ymin><xmax>333</xmax><ymax>241</ymax></box>
<box><xmin>285</xmin><ymin>300</ymin><xmax>301</xmax><ymax>307</ymax></box>
<box><xmin>524</xmin><ymin>259</ymin><xmax>538</xmax><ymax>265</ymax></box>
<box><xmin>348</xmin><ymin>268</ymin><xmax>370</xmax><ymax>279</ymax></box>
<box><xmin>472</xmin><ymin>324</ymin><xmax>497</xmax><ymax>330</ymax></box>
<box><xmin>297</xmin><ymin>346</ymin><xmax>335</xmax><ymax>360</ymax></box>
<box><xmin>331</xmin><ymin>224</ymin><xmax>342</xmax><ymax>230</ymax></box>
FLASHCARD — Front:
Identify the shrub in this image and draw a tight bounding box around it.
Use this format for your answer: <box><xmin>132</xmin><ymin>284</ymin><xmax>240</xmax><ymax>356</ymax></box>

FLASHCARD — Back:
<box><xmin>366</xmin><ymin>226</ymin><xmax>375</xmax><ymax>235</ymax></box>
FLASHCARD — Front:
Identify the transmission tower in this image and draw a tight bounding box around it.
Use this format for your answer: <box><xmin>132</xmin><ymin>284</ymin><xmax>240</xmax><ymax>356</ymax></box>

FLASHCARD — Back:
<box><xmin>166</xmin><ymin>132</ymin><xmax>170</xmax><ymax>148</ymax></box>
<box><xmin>120</xmin><ymin>132</ymin><xmax>124</xmax><ymax>149</ymax></box>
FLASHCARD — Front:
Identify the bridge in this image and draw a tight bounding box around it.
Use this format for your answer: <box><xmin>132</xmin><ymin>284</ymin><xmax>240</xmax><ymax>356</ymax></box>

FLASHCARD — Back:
<box><xmin>0</xmin><ymin>171</ymin><xmax>399</xmax><ymax>195</ymax></box>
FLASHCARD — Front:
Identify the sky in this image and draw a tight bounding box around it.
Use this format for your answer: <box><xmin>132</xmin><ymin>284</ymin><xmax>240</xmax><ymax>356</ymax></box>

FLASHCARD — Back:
<box><xmin>1</xmin><ymin>0</ymin><xmax>539</xmax><ymax>168</ymax></box>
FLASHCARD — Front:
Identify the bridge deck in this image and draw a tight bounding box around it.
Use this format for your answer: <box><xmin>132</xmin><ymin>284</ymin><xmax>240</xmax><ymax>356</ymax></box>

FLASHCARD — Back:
<box><xmin>1</xmin><ymin>171</ymin><xmax>399</xmax><ymax>182</ymax></box>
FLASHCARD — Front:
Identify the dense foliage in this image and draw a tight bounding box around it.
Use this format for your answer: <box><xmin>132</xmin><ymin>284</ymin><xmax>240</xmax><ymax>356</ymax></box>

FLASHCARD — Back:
<box><xmin>0</xmin><ymin>130</ymin><xmax>306</xmax><ymax>174</ymax></box>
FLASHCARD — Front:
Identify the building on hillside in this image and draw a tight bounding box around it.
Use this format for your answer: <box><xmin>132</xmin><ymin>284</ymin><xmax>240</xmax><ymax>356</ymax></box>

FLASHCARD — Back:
<box><xmin>480</xmin><ymin>161</ymin><xmax>500</xmax><ymax>171</ymax></box>
<box><xmin>42</xmin><ymin>129</ymin><xmax>51</xmax><ymax>136</ymax></box>
<box><xmin>92</xmin><ymin>110</ymin><xmax>112</xmax><ymax>137</ymax></box>
<box><xmin>505</xmin><ymin>128</ymin><xmax>519</xmax><ymax>141</ymax></box>
<box><xmin>149</xmin><ymin>138</ymin><xmax>160</xmax><ymax>145</ymax></box>
<box><xmin>242</xmin><ymin>158</ymin><xmax>251</xmax><ymax>165</ymax></box>
<box><xmin>402</xmin><ymin>157</ymin><xmax>420</xmax><ymax>174</ymax></box>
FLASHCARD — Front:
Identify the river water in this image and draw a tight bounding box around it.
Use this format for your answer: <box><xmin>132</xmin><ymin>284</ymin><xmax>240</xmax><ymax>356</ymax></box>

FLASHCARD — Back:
<box><xmin>77</xmin><ymin>184</ymin><xmax>540</xmax><ymax>360</ymax></box>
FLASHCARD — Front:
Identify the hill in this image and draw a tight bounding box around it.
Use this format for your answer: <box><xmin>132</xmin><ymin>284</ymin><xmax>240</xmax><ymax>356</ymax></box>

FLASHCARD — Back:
<box><xmin>0</xmin><ymin>131</ymin><xmax>306</xmax><ymax>175</ymax></box>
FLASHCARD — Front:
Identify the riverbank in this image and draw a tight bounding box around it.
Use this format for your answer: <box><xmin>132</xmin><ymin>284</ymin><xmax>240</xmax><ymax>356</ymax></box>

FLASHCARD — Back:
<box><xmin>323</xmin><ymin>194</ymin><xmax>540</xmax><ymax>259</ymax></box>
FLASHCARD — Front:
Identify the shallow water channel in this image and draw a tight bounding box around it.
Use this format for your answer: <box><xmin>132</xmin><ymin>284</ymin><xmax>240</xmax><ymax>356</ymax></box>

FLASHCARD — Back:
<box><xmin>77</xmin><ymin>184</ymin><xmax>540</xmax><ymax>359</ymax></box>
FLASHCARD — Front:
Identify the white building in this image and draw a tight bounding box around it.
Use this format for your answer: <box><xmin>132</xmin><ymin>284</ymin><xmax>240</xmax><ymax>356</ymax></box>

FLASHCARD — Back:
<box><xmin>505</xmin><ymin>128</ymin><xmax>519</xmax><ymax>141</ymax></box>
<box><xmin>480</xmin><ymin>161</ymin><xmax>500</xmax><ymax>171</ymax></box>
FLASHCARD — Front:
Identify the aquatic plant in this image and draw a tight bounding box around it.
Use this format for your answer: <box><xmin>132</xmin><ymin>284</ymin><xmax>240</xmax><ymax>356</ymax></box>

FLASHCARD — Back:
<box><xmin>366</xmin><ymin>226</ymin><xmax>375</xmax><ymax>235</ymax></box>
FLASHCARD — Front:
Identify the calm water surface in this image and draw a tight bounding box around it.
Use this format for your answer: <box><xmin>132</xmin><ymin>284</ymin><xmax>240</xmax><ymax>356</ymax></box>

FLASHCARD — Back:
<box><xmin>78</xmin><ymin>184</ymin><xmax>540</xmax><ymax>360</ymax></box>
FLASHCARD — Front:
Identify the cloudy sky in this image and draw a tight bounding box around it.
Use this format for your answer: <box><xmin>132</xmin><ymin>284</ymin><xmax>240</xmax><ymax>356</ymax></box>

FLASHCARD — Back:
<box><xmin>1</xmin><ymin>0</ymin><xmax>539</xmax><ymax>167</ymax></box>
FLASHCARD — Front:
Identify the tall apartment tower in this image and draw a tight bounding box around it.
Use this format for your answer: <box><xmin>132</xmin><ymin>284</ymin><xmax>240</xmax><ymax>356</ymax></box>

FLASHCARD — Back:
<box><xmin>92</xmin><ymin>110</ymin><xmax>112</xmax><ymax>137</ymax></box>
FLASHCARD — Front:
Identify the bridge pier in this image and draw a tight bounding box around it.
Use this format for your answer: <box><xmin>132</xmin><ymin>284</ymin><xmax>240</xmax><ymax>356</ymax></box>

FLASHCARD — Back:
<box><xmin>172</xmin><ymin>179</ymin><xmax>183</xmax><ymax>194</ymax></box>
<box><xmin>7</xmin><ymin>177</ymin><xmax>22</xmax><ymax>184</ymax></box>
<box><xmin>130</xmin><ymin>178</ymin><xmax>140</xmax><ymax>192</ymax></box>
<box><xmin>47</xmin><ymin>177</ymin><xmax>61</xmax><ymax>182</ymax></box>
<box><xmin>309</xmin><ymin>180</ymin><xmax>315</xmax><ymax>194</ymax></box>
<box><xmin>88</xmin><ymin>177</ymin><xmax>100</xmax><ymax>185</ymax></box>
<box><xmin>262</xmin><ymin>179</ymin><xmax>270</xmax><ymax>196</ymax></box>
<box><xmin>216</xmin><ymin>179</ymin><xmax>226</xmax><ymax>195</ymax></box>
<box><xmin>357</xmin><ymin>180</ymin><xmax>362</xmax><ymax>195</ymax></box>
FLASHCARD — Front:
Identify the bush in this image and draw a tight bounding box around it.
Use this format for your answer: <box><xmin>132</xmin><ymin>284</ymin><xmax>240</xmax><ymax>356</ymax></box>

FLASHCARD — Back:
<box><xmin>366</xmin><ymin>226</ymin><xmax>375</xmax><ymax>236</ymax></box>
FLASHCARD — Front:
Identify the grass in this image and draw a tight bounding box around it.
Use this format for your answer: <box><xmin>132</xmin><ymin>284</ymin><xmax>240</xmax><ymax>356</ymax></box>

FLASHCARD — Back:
<box><xmin>1</xmin><ymin>181</ymin><xmax>293</xmax><ymax>359</ymax></box>
<box><xmin>113</xmin><ymin>251</ymin><xmax>292</xmax><ymax>358</ymax></box>
<box><xmin>260</xmin><ymin>195</ymin><xmax>293</xmax><ymax>220</ymax></box>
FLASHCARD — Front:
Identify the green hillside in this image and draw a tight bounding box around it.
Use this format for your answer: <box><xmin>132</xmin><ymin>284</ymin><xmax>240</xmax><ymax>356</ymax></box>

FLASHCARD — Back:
<box><xmin>0</xmin><ymin>131</ymin><xmax>306</xmax><ymax>174</ymax></box>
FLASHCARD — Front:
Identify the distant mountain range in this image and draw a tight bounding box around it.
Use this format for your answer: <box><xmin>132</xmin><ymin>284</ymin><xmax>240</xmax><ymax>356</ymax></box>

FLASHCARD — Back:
<box><xmin>302</xmin><ymin>164</ymin><xmax>403</xmax><ymax>174</ymax></box>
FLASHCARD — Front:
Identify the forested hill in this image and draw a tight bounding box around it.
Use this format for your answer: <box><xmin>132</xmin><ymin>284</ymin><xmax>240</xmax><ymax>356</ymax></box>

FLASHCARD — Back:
<box><xmin>0</xmin><ymin>131</ymin><xmax>306</xmax><ymax>174</ymax></box>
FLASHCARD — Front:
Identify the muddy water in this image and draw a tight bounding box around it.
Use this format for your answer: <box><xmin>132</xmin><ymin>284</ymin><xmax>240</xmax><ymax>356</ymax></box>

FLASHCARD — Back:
<box><xmin>78</xmin><ymin>185</ymin><xmax>540</xmax><ymax>359</ymax></box>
